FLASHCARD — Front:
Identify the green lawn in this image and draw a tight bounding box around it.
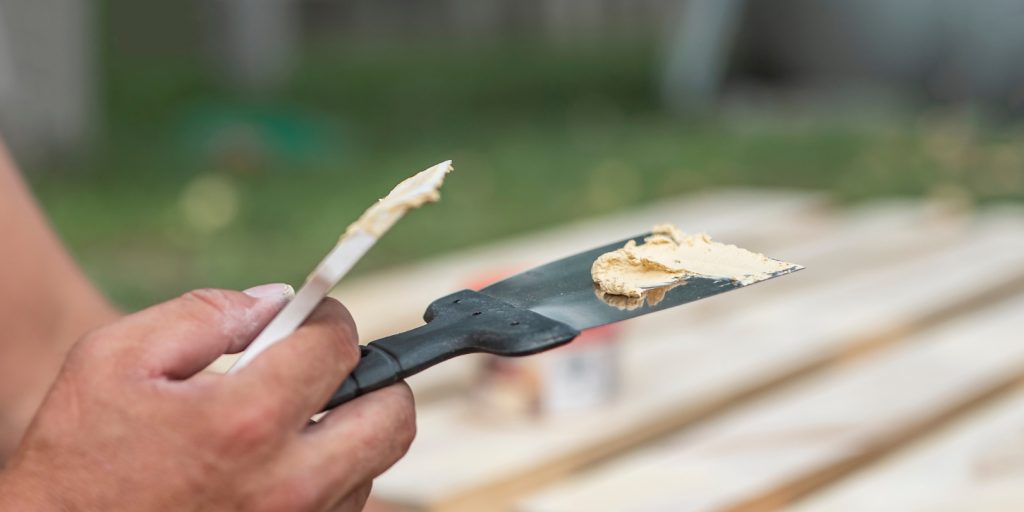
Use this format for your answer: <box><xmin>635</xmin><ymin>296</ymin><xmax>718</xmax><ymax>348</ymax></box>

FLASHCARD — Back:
<box><xmin>27</xmin><ymin>41</ymin><xmax>1024</xmax><ymax>309</ymax></box>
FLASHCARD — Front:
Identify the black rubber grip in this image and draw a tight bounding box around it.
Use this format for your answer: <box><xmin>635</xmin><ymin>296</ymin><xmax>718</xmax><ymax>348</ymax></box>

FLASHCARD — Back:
<box><xmin>322</xmin><ymin>289</ymin><xmax>579</xmax><ymax>410</ymax></box>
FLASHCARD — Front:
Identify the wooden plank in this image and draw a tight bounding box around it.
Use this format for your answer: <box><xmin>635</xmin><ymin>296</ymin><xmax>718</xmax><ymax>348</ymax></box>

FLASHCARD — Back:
<box><xmin>372</xmin><ymin>210</ymin><xmax>1024</xmax><ymax>511</ymax></box>
<box><xmin>519</xmin><ymin>295</ymin><xmax>1024</xmax><ymax>512</ymax></box>
<box><xmin>372</xmin><ymin>207</ymin><xmax>962</xmax><ymax>510</ymax></box>
<box><xmin>788</xmin><ymin>385</ymin><xmax>1024</xmax><ymax>512</ymax></box>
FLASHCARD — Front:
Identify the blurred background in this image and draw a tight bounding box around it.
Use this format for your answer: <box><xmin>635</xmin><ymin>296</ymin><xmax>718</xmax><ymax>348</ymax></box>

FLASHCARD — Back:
<box><xmin>6</xmin><ymin>2</ymin><xmax>1024</xmax><ymax>511</ymax></box>
<box><xmin>2</xmin><ymin>0</ymin><xmax>1023</xmax><ymax>308</ymax></box>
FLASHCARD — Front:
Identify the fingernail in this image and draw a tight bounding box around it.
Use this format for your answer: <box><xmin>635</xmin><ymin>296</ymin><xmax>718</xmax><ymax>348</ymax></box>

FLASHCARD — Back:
<box><xmin>243</xmin><ymin>283</ymin><xmax>295</xmax><ymax>300</ymax></box>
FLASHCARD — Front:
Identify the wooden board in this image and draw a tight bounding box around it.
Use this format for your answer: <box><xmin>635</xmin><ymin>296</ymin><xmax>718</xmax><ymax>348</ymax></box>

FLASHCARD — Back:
<box><xmin>788</xmin><ymin>385</ymin><xmax>1024</xmax><ymax>512</ymax></box>
<box><xmin>519</xmin><ymin>293</ymin><xmax>1024</xmax><ymax>512</ymax></box>
<box><xmin>372</xmin><ymin>211</ymin><xmax>1024</xmax><ymax>512</ymax></box>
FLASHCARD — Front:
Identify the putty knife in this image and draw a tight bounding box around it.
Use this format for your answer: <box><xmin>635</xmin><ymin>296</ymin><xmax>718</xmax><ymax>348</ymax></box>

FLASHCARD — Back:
<box><xmin>324</xmin><ymin>235</ymin><xmax>802</xmax><ymax>410</ymax></box>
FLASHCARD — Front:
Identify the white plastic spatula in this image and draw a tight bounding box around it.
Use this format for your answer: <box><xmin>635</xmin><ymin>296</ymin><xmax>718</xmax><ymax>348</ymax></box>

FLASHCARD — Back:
<box><xmin>228</xmin><ymin>160</ymin><xmax>453</xmax><ymax>372</ymax></box>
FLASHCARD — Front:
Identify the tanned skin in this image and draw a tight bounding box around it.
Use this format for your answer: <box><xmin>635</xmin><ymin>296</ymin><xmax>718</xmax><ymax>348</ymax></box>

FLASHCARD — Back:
<box><xmin>0</xmin><ymin>142</ymin><xmax>415</xmax><ymax>511</ymax></box>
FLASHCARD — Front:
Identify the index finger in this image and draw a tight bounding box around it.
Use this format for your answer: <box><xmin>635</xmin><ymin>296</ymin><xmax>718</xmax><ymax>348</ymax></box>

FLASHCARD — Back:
<box><xmin>228</xmin><ymin>298</ymin><xmax>361</xmax><ymax>426</ymax></box>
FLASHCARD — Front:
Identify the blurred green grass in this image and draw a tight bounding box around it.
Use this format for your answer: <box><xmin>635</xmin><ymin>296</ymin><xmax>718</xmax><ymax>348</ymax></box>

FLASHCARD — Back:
<box><xmin>27</xmin><ymin>41</ymin><xmax>1024</xmax><ymax>309</ymax></box>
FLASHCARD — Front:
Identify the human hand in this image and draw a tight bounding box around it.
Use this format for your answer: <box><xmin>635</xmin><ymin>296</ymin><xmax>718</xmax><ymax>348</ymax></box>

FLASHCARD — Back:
<box><xmin>0</xmin><ymin>285</ymin><xmax>416</xmax><ymax>512</ymax></box>
<box><xmin>0</xmin><ymin>284</ymin><xmax>119</xmax><ymax>462</ymax></box>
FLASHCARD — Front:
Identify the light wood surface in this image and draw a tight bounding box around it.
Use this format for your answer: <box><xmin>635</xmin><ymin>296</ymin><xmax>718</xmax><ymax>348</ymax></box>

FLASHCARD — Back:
<box><xmin>372</xmin><ymin>208</ymin><xmax>1024</xmax><ymax>511</ymax></box>
<box><xmin>787</xmin><ymin>384</ymin><xmax>1024</xmax><ymax>512</ymax></box>
<box><xmin>520</xmin><ymin>293</ymin><xmax>1024</xmax><ymax>512</ymax></box>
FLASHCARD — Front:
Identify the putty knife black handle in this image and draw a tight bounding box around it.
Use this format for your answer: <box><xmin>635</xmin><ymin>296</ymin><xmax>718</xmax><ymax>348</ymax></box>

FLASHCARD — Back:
<box><xmin>322</xmin><ymin>289</ymin><xmax>580</xmax><ymax>410</ymax></box>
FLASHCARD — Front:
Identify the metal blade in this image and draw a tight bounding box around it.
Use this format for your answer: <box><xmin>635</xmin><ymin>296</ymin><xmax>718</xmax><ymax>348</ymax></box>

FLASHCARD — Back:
<box><xmin>480</xmin><ymin>234</ymin><xmax>803</xmax><ymax>331</ymax></box>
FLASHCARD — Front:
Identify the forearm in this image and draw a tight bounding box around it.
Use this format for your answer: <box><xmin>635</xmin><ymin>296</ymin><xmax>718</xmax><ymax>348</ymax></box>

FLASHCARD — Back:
<box><xmin>0</xmin><ymin>142</ymin><xmax>119</xmax><ymax>459</ymax></box>
<box><xmin>0</xmin><ymin>143</ymin><xmax>118</xmax><ymax>332</ymax></box>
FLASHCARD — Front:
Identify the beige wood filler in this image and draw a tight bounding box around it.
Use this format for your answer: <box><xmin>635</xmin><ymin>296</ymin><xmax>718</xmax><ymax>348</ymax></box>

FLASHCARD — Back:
<box><xmin>594</xmin><ymin>283</ymin><xmax>680</xmax><ymax>311</ymax></box>
<box><xmin>343</xmin><ymin>161</ymin><xmax>454</xmax><ymax>239</ymax></box>
<box><xmin>231</xmin><ymin>161</ymin><xmax>452</xmax><ymax>373</ymax></box>
<box><xmin>591</xmin><ymin>224</ymin><xmax>797</xmax><ymax>299</ymax></box>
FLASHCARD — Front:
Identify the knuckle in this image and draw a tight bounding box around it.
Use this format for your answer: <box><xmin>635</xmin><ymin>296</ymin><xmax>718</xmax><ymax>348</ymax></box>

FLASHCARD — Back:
<box><xmin>220</xmin><ymin>401</ymin><xmax>283</xmax><ymax>447</ymax></box>
<box><xmin>318</xmin><ymin>298</ymin><xmax>359</xmax><ymax>342</ymax></box>
<box><xmin>310</xmin><ymin>299</ymin><xmax>360</xmax><ymax>368</ymax></box>
<box><xmin>380</xmin><ymin>385</ymin><xmax>417</xmax><ymax>453</ymax></box>
<box><xmin>394</xmin><ymin>398</ymin><xmax>417</xmax><ymax>451</ymax></box>
<box><xmin>336</xmin><ymin>337</ymin><xmax>361</xmax><ymax>371</ymax></box>
<box><xmin>261</xmin><ymin>478</ymin><xmax>320</xmax><ymax>512</ymax></box>
<box><xmin>66</xmin><ymin>329</ymin><xmax>109</xmax><ymax>366</ymax></box>
<box><xmin>180</xmin><ymin>288</ymin><xmax>237</xmax><ymax>320</ymax></box>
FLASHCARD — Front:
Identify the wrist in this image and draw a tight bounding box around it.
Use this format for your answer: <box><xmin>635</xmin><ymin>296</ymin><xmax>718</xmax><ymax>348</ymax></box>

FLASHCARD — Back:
<box><xmin>0</xmin><ymin>302</ymin><xmax>121</xmax><ymax>457</ymax></box>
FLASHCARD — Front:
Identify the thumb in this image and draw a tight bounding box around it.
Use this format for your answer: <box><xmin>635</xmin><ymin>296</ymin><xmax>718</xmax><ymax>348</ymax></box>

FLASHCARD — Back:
<box><xmin>129</xmin><ymin>284</ymin><xmax>294</xmax><ymax>379</ymax></box>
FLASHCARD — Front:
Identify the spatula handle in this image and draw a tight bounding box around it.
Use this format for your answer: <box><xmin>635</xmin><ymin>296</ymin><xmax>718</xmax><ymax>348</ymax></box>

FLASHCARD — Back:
<box><xmin>322</xmin><ymin>289</ymin><xmax>579</xmax><ymax>410</ymax></box>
